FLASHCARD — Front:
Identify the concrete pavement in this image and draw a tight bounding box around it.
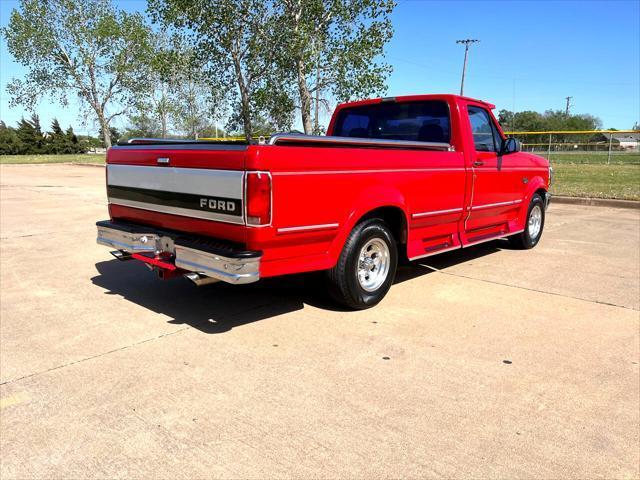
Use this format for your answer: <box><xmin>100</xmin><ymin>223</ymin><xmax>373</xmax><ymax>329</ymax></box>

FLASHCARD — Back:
<box><xmin>1</xmin><ymin>164</ymin><xmax>638</xmax><ymax>478</ymax></box>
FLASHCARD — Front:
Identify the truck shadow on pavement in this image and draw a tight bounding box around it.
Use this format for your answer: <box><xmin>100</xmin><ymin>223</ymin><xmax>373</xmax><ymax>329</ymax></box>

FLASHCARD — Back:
<box><xmin>91</xmin><ymin>241</ymin><xmax>504</xmax><ymax>334</ymax></box>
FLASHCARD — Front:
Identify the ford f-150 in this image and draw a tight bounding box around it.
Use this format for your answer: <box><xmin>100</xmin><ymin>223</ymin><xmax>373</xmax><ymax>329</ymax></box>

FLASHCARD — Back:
<box><xmin>96</xmin><ymin>94</ymin><xmax>551</xmax><ymax>309</ymax></box>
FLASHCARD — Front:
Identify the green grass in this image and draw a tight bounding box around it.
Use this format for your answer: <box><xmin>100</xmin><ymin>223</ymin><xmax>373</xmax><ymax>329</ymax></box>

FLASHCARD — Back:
<box><xmin>551</xmin><ymin>163</ymin><xmax>640</xmax><ymax>200</ymax></box>
<box><xmin>532</xmin><ymin>151</ymin><xmax>640</xmax><ymax>165</ymax></box>
<box><xmin>1</xmin><ymin>152</ymin><xmax>638</xmax><ymax>200</ymax></box>
<box><xmin>0</xmin><ymin>154</ymin><xmax>105</xmax><ymax>164</ymax></box>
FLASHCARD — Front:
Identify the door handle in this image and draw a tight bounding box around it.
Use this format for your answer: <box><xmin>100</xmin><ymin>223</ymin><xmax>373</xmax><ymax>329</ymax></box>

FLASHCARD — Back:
<box><xmin>473</xmin><ymin>160</ymin><xmax>484</xmax><ymax>167</ymax></box>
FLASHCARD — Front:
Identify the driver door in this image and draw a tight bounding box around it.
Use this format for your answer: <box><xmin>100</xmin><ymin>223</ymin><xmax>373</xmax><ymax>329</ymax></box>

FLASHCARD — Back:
<box><xmin>463</xmin><ymin>104</ymin><xmax>523</xmax><ymax>241</ymax></box>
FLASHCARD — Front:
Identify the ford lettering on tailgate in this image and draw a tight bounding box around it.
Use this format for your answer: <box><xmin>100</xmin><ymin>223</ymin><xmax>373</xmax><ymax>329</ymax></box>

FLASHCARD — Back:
<box><xmin>199</xmin><ymin>197</ymin><xmax>241</xmax><ymax>214</ymax></box>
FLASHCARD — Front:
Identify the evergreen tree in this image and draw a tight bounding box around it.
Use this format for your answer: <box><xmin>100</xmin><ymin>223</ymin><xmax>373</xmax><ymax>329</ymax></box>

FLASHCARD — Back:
<box><xmin>15</xmin><ymin>114</ymin><xmax>44</xmax><ymax>153</ymax></box>
<box><xmin>65</xmin><ymin>126</ymin><xmax>83</xmax><ymax>153</ymax></box>
<box><xmin>0</xmin><ymin>120</ymin><xmax>22</xmax><ymax>154</ymax></box>
<box><xmin>47</xmin><ymin>118</ymin><xmax>67</xmax><ymax>153</ymax></box>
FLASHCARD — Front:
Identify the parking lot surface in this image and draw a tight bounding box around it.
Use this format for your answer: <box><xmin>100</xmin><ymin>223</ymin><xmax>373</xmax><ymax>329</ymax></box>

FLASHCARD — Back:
<box><xmin>1</xmin><ymin>164</ymin><xmax>639</xmax><ymax>479</ymax></box>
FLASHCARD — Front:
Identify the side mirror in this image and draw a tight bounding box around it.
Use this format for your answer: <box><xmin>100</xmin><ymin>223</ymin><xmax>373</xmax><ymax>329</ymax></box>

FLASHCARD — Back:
<box><xmin>502</xmin><ymin>137</ymin><xmax>521</xmax><ymax>154</ymax></box>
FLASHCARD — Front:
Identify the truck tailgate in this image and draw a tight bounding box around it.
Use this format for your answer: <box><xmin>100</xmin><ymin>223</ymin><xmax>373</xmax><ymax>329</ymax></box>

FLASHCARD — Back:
<box><xmin>106</xmin><ymin>143</ymin><xmax>248</xmax><ymax>243</ymax></box>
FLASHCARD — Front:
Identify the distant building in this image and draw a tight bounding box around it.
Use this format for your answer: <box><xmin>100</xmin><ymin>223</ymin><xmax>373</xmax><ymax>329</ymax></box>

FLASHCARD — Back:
<box><xmin>611</xmin><ymin>134</ymin><xmax>639</xmax><ymax>151</ymax></box>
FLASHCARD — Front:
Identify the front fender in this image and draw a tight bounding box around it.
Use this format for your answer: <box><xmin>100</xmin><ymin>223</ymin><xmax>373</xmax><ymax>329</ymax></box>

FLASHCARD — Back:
<box><xmin>516</xmin><ymin>175</ymin><xmax>548</xmax><ymax>226</ymax></box>
<box><xmin>327</xmin><ymin>186</ymin><xmax>409</xmax><ymax>261</ymax></box>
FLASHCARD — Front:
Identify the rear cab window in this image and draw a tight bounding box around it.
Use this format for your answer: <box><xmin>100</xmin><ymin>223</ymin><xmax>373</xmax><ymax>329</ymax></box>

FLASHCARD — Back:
<box><xmin>333</xmin><ymin>100</ymin><xmax>451</xmax><ymax>144</ymax></box>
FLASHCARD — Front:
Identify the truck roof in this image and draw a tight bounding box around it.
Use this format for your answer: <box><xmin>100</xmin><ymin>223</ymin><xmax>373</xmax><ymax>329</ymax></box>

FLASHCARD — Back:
<box><xmin>335</xmin><ymin>94</ymin><xmax>496</xmax><ymax>110</ymax></box>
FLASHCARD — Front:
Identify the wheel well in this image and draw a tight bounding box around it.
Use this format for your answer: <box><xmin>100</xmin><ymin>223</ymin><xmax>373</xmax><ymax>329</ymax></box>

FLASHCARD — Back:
<box><xmin>360</xmin><ymin>206</ymin><xmax>407</xmax><ymax>244</ymax></box>
<box><xmin>534</xmin><ymin>188</ymin><xmax>547</xmax><ymax>199</ymax></box>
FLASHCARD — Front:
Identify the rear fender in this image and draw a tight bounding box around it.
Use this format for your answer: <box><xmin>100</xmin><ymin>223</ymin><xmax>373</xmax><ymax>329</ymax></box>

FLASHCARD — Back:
<box><xmin>327</xmin><ymin>186</ymin><xmax>408</xmax><ymax>263</ymax></box>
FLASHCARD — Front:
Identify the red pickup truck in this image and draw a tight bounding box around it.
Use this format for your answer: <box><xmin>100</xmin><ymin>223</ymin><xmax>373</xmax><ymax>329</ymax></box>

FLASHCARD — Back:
<box><xmin>97</xmin><ymin>94</ymin><xmax>551</xmax><ymax>309</ymax></box>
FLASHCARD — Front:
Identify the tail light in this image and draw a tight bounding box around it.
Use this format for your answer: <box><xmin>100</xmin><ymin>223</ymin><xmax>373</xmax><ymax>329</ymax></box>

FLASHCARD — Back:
<box><xmin>245</xmin><ymin>172</ymin><xmax>271</xmax><ymax>225</ymax></box>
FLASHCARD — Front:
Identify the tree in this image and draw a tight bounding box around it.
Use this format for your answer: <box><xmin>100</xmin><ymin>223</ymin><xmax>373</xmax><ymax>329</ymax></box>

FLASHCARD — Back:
<box><xmin>47</xmin><ymin>118</ymin><xmax>67</xmax><ymax>153</ymax></box>
<box><xmin>199</xmin><ymin>125</ymin><xmax>227</xmax><ymax>138</ymax></box>
<box><xmin>0</xmin><ymin>121</ymin><xmax>22</xmax><ymax>155</ymax></box>
<box><xmin>277</xmin><ymin>0</ymin><xmax>395</xmax><ymax>134</ymax></box>
<box><xmin>123</xmin><ymin>113</ymin><xmax>160</xmax><ymax>140</ymax></box>
<box><xmin>46</xmin><ymin>120</ymin><xmax>85</xmax><ymax>154</ymax></box>
<box><xmin>498</xmin><ymin>108</ymin><xmax>603</xmax><ymax>151</ymax></box>
<box><xmin>172</xmin><ymin>52</ymin><xmax>224</xmax><ymax>139</ymax></box>
<box><xmin>129</xmin><ymin>32</ymin><xmax>183</xmax><ymax>139</ymax></box>
<box><xmin>0</xmin><ymin>116</ymin><xmax>87</xmax><ymax>154</ymax></box>
<box><xmin>78</xmin><ymin>134</ymin><xmax>103</xmax><ymax>151</ymax></box>
<box><xmin>251</xmin><ymin>115</ymin><xmax>279</xmax><ymax>136</ymax></box>
<box><xmin>498</xmin><ymin>109</ymin><xmax>601</xmax><ymax>133</ymax></box>
<box><xmin>108</xmin><ymin>126</ymin><xmax>121</xmax><ymax>145</ymax></box>
<box><xmin>3</xmin><ymin>0</ymin><xmax>153</xmax><ymax>148</ymax></box>
<box><xmin>15</xmin><ymin>114</ymin><xmax>45</xmax><ymax>154</ymax></box>
<box><xmin>498</xmin><ymin>110</ymin><xmax>546</xmax><ymax>132</ymax></box>
<box><xmin>133</xmin><ymin>36</ymin><xmax>230</xmax><ymax>139</ymax></box>
<box><xmin>65</xmin><ymin>126</ymin><xmax>84</xmax><ymax>153</ymax></box>
<box><xmin>149</xmin><ymin>0</ymin><xmax>293</xmax><ymax>142</ymax></box>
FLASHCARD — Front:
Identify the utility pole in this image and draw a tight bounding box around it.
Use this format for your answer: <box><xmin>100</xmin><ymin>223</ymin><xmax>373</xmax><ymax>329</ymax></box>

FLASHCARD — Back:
<box><xmin>314</xmin><ymin>52</ymin><xmax>320</xmax><ymax>134</ymax></box>
<box><xmin>565</xmin><ymin>96</ymin><xmax>573</xmax><ymax>116</ymax></box>
<box><xmin>456</xmin><ymin>39</ymin><xmax>480</xmax><ymax>95</ymax></box>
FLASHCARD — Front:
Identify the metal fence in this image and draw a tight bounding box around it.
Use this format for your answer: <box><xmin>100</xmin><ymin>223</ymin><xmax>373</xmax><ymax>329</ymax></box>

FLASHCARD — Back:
<box><xmin>200</xmin><ymin>129</ymin><xmax>640</xmax><ymax>165</ymax></box>
<box><xmin>505</xmin><ymin>130</ymin><xmax>640</xmax><ymax>164</ymax></box>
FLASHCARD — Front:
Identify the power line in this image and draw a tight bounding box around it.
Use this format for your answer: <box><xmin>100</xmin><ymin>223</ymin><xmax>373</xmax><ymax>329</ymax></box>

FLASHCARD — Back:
<box><xmin>388</xmin><ymin>55</ymin><xmax>638</xmax><ymax>87</ymax></box>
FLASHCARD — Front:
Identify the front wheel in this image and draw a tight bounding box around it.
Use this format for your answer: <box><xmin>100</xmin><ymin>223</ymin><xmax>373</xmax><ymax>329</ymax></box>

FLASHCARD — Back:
<box><xmin>326</xmin><ymin>219</ymin><xmax>398</xmax><ymax>310</ymax></box>
<box><xmin>509</xmin><ymin>193</ymin><xmax>545</xmax><ymax>249</ymax></box>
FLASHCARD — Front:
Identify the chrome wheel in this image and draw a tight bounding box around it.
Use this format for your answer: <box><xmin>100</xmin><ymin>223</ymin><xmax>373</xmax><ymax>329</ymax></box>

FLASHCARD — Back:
<box><xmin>357</xmin><ymin>238</ymin><xmax>390</xmax><ymax>292</ymax></box>
<box><xmin>528</xmin><ymin>204</ymin><xmax>542</xmax><ymax>239</ymax></box>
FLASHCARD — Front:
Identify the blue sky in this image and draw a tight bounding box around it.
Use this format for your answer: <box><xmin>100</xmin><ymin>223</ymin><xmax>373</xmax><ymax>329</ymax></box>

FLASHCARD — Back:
<box><xmin>1</xmin><ymin>0</ymin><xmax>639</xmax><ymax>135</ymax></box>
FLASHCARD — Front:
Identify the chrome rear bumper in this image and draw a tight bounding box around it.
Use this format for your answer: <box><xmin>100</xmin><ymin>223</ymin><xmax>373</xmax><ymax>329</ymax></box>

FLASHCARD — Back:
<box><xmin>544</xmin><ymin>192</ymin><xmax>551</xmax><ymax>210</ymax></box>
<box><xmin>173</xmin><ymin>243</ymin><xmax>260</xmax><ymax>284</ymax></box>
<box><xmin>96</xmin><ymin>222</ymin><xmax>160</xmax><ymax>253</ymax></box>
<box><xmin>96</xmin><ymin>220</ymin><xmax>261</xmax><ymax>285</ymax></box>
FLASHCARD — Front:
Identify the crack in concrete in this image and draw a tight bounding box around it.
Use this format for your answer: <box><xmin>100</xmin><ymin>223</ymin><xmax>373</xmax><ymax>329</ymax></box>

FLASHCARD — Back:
<box><xmin>0</xmin><ymin>233</ymin><xmax>41</xmax><ymax>239</ymax></box>
<box><xmin>1</xmin><ymin>231</ymin><xmax>77</xmax><ymax>240</ymax></box>
<box><xmin>0</xmin><ymin>299</ymin><xmax>282</xmax><ymax>387</ymax></box>
<box><xmin>423</xmin><ymin>265</ymin><xmax>639</xmax><ymax>312</ymax></box>
<box><xmin>0</xmin><ymin>327</ymin><xmax>190</xmax><ymax>386</ymax></box>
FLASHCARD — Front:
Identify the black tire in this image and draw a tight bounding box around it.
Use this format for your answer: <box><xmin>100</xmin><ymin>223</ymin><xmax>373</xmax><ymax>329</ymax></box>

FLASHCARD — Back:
<box><xmin>326</xmin><ymin>218</ymin><xmax>398</xmax><ymax>310</ymax></box>
<box><xmin>509</xmin><ymin>193</ymin><xmax>545</xmax><ymax>249</ymax></box>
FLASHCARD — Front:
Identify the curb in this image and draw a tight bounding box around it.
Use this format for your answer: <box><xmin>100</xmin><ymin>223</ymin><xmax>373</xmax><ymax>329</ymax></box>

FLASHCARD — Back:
<box><xmin>0</xmin><ymin>162</ymin><xmax>105</xmax><ymax>167</ymax></box>
<box><xmin>72</xmin><ymin>162</ymin><xmax>105</xmax><ymax>168</ymax></box>
<box><xmin>552</xmin><ymin>195</ymin><xmax>639</xmax><ymax>210</ymax></box>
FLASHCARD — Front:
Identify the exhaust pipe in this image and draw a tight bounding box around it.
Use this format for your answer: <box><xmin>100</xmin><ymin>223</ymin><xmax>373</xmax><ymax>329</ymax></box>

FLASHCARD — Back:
<box><xmin>184</xmin><ymin>272</ymin><xmax>220</xmax><ymax>286</ymax></box>
<box><xmin>110</xmin><ymin>250</ymin><xmax>132</xmax><ymax>261</ymax></box>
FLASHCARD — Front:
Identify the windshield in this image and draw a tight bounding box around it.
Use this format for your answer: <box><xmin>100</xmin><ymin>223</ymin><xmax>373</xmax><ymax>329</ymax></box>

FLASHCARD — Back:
<box><xmin>333</xmin><ymin>100</ymin><xmax>450</xmax><ymax>143</ymax></box>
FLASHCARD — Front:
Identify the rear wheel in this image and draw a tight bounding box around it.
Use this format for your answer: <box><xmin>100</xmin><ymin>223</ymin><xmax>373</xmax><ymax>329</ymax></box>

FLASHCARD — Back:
<box><xmin>509</xmin><ymin>193</ymin><xmax>545</xmax><ymax>249</ymax></box>
<box><xmin>326</xmin><ymin>219</ymin><xmax>398</xmax><ymax>310</ymax></box>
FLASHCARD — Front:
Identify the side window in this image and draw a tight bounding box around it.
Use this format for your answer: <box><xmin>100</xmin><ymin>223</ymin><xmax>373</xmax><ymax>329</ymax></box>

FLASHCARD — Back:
<box><xmin>491</xmin><ymin>121</ymin><xmax>504</xmax><ymax>153</ymax></box>
<box><xmin>467</xmin><ymin>106</ymin><xmax>502</xmax><ymax>153</ymax></box>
